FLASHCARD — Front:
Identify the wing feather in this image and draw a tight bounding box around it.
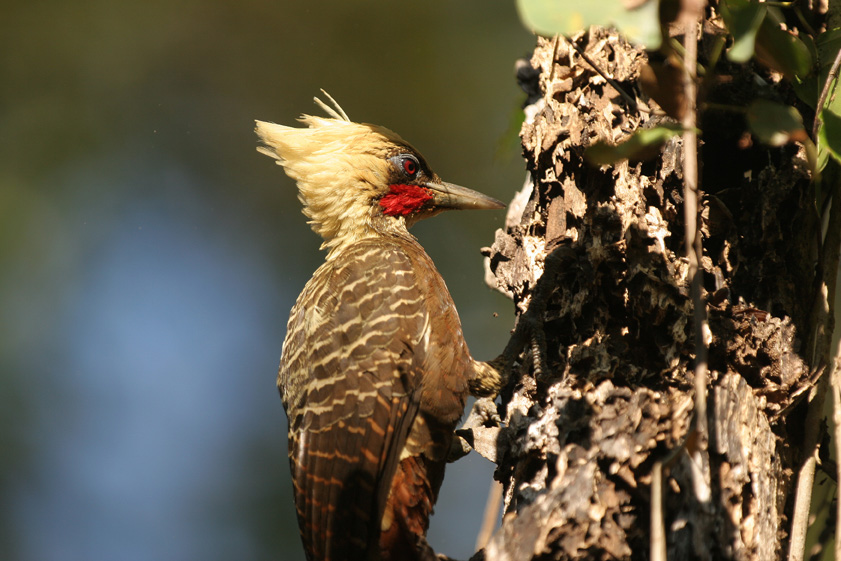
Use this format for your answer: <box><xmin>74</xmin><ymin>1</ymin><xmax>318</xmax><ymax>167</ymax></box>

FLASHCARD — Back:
<box><xmin>280</xmin><ymin>240</ymin><xmax>429</xmax><ymax>561</ymax></box>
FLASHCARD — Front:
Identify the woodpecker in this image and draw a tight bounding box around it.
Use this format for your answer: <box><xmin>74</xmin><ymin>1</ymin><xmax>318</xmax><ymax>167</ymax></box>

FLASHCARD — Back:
<box><xmin>256</xmin><ymin>94</ymin><xmax>504</xmax><ymax>561</ymax></box>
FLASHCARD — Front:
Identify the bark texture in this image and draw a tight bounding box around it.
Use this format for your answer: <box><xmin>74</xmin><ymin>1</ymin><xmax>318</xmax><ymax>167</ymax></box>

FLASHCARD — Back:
<box><xmin>479</xmin><ymin>29</ymin><xmax>818</xmax><ymax>561</ymax></box>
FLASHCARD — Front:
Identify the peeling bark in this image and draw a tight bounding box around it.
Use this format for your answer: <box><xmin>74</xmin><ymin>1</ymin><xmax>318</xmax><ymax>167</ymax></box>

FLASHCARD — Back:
<box><xmin>480</xmin><ymin>28</ymin><xmax>817</xmax><ymax>561</ymax></box>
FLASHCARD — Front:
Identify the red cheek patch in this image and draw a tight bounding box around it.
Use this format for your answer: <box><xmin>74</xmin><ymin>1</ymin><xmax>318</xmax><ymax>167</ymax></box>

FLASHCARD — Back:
<box><xmin>379</xmin><ymin>184</ymin><xmax>433</xmax><ymax>216</ymax></box>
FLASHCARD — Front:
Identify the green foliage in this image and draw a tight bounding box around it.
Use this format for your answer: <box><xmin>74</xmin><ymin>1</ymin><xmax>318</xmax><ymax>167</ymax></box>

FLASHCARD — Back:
<box><xmin>754</xmin><ymin>8</ymin><xmax>813</xmax><ymax>81</ymax></box>
<box><xmin>516</xmin><ymin>0</ymin><xmax>662</xmax><ymax>49</ymax></box>
<box><xmin>816</xmin><ymin>29</ymin><xmax>841</xmax><ymax>87</ymax></box>
<box><xmin>746</xmin><ymin>99</ymin><xmax>806</xmax><ymax>147</ymax></box>
<box><xmin>815</xmin><ymin>30</ymin><xmax>841</xmax><ymax>117</ymax></box>
<box><xmin>819</xmin><ymin>109</ymin><xmax>841</xmax><ymax>165</ymax></box>
<box><xmin>810</xmin><ymin>30</ymin><xmax>841</xmax><ymax>172</ymax></box>
<box><xmin>719</xmin><ymin>0</ymin><xmax>766</xmax><ymax>63</ymax></box>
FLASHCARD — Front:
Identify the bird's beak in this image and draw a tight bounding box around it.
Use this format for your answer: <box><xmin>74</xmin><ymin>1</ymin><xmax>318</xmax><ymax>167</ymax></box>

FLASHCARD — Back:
<box><xmin>423</xmin><ymin>181</ymin><xmax>505</xmax><ymax>211</ymax></box>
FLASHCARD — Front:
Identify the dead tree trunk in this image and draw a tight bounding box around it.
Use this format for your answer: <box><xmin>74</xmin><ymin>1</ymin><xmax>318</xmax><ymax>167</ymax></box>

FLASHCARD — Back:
<box><xmin>478</xmin><ymin>29</ymin><xmax>822</xmax><ymax>561</ymax></box>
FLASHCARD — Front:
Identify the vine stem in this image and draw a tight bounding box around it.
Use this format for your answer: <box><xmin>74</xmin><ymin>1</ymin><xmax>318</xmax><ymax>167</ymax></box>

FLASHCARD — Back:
<box><xmin>812</xmin><ymin>42</ymin><xmax>841</xmax><ymax>139</ymax></box>
<box><xmin>681</xmin><ymin>8</ymin><xmax>713</xmax><ymax>560</ymax></box>
<box><xmin>788</xmin><ymin>165</ymin><xmax>841</xmax><ymax>561</ymax></box>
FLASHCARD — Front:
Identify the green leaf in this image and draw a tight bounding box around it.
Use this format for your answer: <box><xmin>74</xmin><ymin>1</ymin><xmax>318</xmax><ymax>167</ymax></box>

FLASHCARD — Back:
<box><xmin>746</xmin><ymin>99</ymin><xmax>806</xmax><ymax>146</ymax></box>
<box><xmin>815</xmin><ymin>29</ymin><xmax>841</xmax><ymax>115</ymax></box>
<box><xmin>791</xmin><ymin>33</ymin><xmax>819</xmax><ymax>109</ymax></box>
<box><xmin>754</xmin><ymin>10</ymin><xmax>813</xmax><ymax>80</ymax></box>
<box><xmin>815</xmin><ymin>28</ymin><xmax>841</xmax><ymax>74</ymax></box>
<box><xmin>517</xmin><ymin>0</ymin><xmax>662</xmax><ymax>49</ymax></box>
<box><xmin>803</xmin><ymin>31</ymin><xmax>841</xmax><ymax>167</ymax></box>
<box><xmin>792</xmin><ymin>77</ymin><xmax>818</xmax><ymax>111</ymax></box>
<box><xmin>818</xmin><ymin>108</ymin><xmax>841</xmax><ymax>165</ymax></box>
<box><xmin>719</xmin><ymin>0</ymin><xmax>766</xmax><ymax>63</ymax></box>
<box><xmin>585</xmin><ymin>123</ymin><xmax>683</xmax><ymax>165</ymax></box>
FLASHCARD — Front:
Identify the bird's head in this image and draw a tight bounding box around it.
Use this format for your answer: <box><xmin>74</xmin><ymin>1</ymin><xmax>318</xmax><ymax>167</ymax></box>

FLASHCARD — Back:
<box><xmin>256</xmin><ymin>93</ymin><xmax>503</xmax><ymax>257</ymax></box>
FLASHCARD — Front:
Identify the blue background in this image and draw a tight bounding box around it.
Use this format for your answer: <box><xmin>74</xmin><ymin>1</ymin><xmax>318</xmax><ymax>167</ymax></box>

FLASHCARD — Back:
<box><xmin>1</xmin><ymin>2</ymin><xmax>534</xmax><ymax>559</ymax></box>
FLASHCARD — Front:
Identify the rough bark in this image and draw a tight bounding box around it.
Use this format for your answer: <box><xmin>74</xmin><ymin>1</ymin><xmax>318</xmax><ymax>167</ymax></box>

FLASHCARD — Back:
<box><xmin>478</xmin><ymin>28</ymin><xmax>819</xmax><ymax>561</ymax></box>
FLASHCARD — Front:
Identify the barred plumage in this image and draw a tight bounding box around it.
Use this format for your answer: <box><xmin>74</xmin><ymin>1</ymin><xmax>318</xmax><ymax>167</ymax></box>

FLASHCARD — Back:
<box><xmin>257</xmin><ymin>94</ymin><xmax>504</xmax><ymax>561</ymax></box>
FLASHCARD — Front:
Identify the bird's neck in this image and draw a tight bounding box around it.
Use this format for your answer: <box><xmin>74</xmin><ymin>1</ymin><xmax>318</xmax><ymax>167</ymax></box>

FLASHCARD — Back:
<box><xmin>322</xmin><ymin>212</ymin><xmax>415</xmax><ymax>261</ymax></box>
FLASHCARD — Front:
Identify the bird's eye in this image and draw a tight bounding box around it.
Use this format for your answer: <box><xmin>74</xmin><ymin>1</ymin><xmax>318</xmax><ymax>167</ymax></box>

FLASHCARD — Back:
<box><xmin>401</xmin><ymin>155</ymin><xmax>419</xmax><ymax>177</ymax></box>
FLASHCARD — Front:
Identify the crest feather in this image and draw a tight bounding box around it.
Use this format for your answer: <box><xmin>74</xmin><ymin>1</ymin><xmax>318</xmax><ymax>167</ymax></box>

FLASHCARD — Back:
<box><xmin>313</xmin><ymin>89</ymin><xmax>350</xmax><ymax>121</ymax></box>
<box><xmin>255</xmin><ymin>92</ymin><xmax>416</xmax><ymax>258</ymax></box>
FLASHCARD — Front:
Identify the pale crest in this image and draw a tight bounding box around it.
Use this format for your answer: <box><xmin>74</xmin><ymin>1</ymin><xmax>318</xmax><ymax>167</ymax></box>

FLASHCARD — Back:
<box><xmin>256</xmin><ymin>92</ymin><xmax>415</xmax><ymax>258</ymax></box>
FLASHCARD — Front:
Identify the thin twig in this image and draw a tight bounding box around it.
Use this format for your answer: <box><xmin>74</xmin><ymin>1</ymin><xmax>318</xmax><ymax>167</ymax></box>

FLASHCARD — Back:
<box><xmin>832</xmin><ymin>356</ymin><xmax>841</xmax><ymax>561</ymax></box>
<box><xmin>475</xmin><ymin>481</ymin><xmax>503</xmax><ymax>551</ymax></box>
<box><xmin>788</xmin><ymin>164</ymin><xmax>841</xmax><ymax>561</ymax></box>
<box><xmin>681</xmin><ymin>9</ymin><xmax>712</xmax><ymax>560</ymax></box>
<box><xmin>812</xmin><ymin>47</ymin><xmax>841</xmax><ymax>140</ymax></box>
<box><xmin>650</xmin><ymin>460</ymin><xmax>667</xmax><ymax>561</ymax></box>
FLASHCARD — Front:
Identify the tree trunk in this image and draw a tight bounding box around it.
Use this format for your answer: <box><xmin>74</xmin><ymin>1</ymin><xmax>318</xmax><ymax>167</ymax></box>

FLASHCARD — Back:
<box><xmin>478</xmin><ymin>28</ymin><xmax>821</xmax><ymax>561</ymax></box>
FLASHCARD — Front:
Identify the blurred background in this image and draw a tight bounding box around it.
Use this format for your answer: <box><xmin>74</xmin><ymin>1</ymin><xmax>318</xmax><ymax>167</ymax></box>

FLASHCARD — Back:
<box><xmin>0</xmin><ymin>2</ymin><xmax>534</xmax><ymax>560</ymax></box>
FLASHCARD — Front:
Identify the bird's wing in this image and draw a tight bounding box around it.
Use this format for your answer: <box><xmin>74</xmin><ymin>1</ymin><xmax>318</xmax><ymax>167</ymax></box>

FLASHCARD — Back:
<box><xmin>279</xmin><ymin>241</ymin><xmax>431</xmax><ymax>561</ymax></box>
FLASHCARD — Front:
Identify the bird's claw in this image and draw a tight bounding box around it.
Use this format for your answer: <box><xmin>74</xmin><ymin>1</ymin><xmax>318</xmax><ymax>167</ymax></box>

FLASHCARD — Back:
<box><xmin>469</xmin><ymin>397</ymin><xmax>502</xmax><ymax>427</ymax></box>
<box><xmin>449</xmin><ymin>397</ymin><xmax>508</xmax><ymax>464</ymax></box>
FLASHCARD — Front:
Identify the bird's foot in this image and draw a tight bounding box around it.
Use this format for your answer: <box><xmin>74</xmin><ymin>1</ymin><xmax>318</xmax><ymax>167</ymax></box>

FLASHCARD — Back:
<box><xmin>449</xmin><ymin>397</ymin><xmax>506</xmax><ymax>464</ymax></box>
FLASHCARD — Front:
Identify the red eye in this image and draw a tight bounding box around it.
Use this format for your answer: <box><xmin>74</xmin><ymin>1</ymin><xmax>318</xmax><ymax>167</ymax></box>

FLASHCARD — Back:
<box><xmin>402</xmin><ymin>157</ymin><xmax>418</xmax><ymax>176</ymax></box>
